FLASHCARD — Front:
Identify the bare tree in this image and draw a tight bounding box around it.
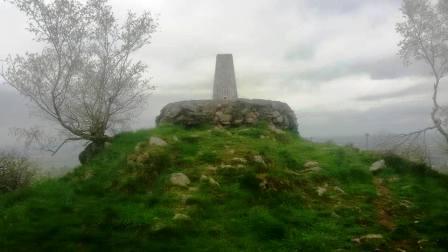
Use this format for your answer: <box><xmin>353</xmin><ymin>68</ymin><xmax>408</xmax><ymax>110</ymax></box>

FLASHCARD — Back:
<box><xmin>1</xmin><ymin>0</ymin><xmax>157</xmax><ymax>162</ymax></box>
<box><xmin>396</xmin><ymin>0</ymin><xmax>448</xmax><ymax>146</ymax></box>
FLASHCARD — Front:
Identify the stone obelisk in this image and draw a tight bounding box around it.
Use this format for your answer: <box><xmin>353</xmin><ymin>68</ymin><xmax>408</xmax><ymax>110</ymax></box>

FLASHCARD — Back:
<box><xmin>213</xmin><ymin>54</ymin><xmax>238</xmax><ymax>100</ymax></box>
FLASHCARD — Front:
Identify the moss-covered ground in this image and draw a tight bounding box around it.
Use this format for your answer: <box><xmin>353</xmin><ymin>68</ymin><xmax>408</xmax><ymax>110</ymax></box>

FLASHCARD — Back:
<box><xmin>1</xmin><ymin>124</ymin><xmax>447</xmax><ymax>251</ymax></box>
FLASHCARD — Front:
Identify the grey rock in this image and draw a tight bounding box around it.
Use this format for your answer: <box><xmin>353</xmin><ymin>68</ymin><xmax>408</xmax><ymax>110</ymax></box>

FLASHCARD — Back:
<box><xmin>156</xmin><ymin>99</ymin><xmax>298</xmax><ymax>133</ymax></box>
<box><xmin>304</xmin><ymin>161</ymin><xmax>320</xmax><ymax>169</ymax></box>
<box><xmin>169</xmin><ymin>173</ymin><xmax>191</xmax><ymax>187</ymax></box>
<box><xmin>304</xmin><ymin>161</ymin><xmax>321</xmax><ymax>172</ymax></box>
<box><xmin>206</xmin><ymin>165</ymin><xmax>218</xmax><ymax>172</ymax></box>
<box><xmin>232</xmin><ymin>157</ymin><xmax>247</xmax><ymax>164</ymax></box>
<box><xmin>370</xmin><ymin>160</ymin><xmax>386</xmax><ymax>172</ymax></box>
<box><xmin>200</xmin><ymin>175</ymin><xmax>221</xmax><ymax>187</ymax></box>
<box><xmin>360</xmin><ymin>234</ymin><xmax>384</xmax><ymax>241</ymax></box>
<box><xmin>173</xmin><ymin>213</ymin><xmax>191</xmax><ymax>221</ymax></box>
<box><xmin>79</xmin><ymin>142</ymin><xmax>105</xmax><ymax>165</ymax></box>
<box><xmin>149</xmin><ymin>136</ymin><xmax>168</xmax><ymax>147</ymax></box>
<box><xmin>268</xmin><ymin>124</ymin><xmax>285</xmax><ymax>134</ymax></box>
<box><xmin>254</xmin><ymin>155</ymin><xmax>267</xmax><ymax>166</ymax></box>
<box><xmin>317</xmin><ymin>186</ymin><xmax>327</xmax><ymax>196</ymax></box>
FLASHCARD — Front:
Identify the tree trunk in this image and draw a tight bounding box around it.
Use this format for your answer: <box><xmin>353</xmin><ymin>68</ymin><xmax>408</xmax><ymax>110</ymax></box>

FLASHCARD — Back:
<box><xmin>431</xmin><ymin>78</ymin><xmax>448</xmax><ymax>144</ymax></box>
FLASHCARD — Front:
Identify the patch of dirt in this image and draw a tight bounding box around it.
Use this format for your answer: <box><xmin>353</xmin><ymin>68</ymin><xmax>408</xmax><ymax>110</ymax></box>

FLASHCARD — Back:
<box><xmin>373</xmin><ymin>177</ymin><xmax>396</xmax><ymax>231</ymax></box>
<box><xmin>372</xmin><ymin>177</ymin><xmax>418</xmax><ymax>251</ymax></box>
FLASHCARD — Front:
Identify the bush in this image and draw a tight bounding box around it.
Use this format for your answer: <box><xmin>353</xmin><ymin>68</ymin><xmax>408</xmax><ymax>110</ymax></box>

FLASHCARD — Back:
<box><xmin>0</xmin><ymin>152</ymin><xmax>35</xmax><ymax>193</ymax></box>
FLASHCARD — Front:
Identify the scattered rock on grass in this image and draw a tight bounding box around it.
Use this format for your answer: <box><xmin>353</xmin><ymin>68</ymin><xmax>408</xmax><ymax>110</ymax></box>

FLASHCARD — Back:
<box><xmin>360</xmin><ymin>234</ymin><xmax>383</xmax><ymax>241</ymax></box>
<box><xmin>173</xmin><ymin>213</ymin><xmax>191</xmax><ymax>221</ymax></box>
<box><xmin>370</xmin><ymin>160</ymin><xmax>386</xmax><ymax>172</ymax></box>
<box><xmin>253</xmin><ymin>155</ymin><xmax>267</xmax><ymax>166</ymax></box>
<box><xmin>207</xmin><ymin>165</ymin><xmax>218</xmax><ymax>172</ymax></box>
<box><xmin>149</xmin><ymin>136</ymin><xmax>168</xmax><ymax>146</ymax></box>
<box><xmin>333</xmin><ymin>186</ymin><xmax>346</xmax><ymax>194</ymax></box>
<box><xmin>269</xmin><ymin>124</ymin><xmax>285</xmax><ymax>134</ymax></box>
<box><xmin>317</xmin><ymin>186</ymin><xmax>327</xmax><ymax>196</ymax></box>
<box><xmin>200</xmin><ymin>175</ymin><xmax>220</xmax><ymax>187</ymax></box>
<box><xmin>304</xmin><ymin>161</ymin><xmax>319</xmax><ymax>169</ymax></box>
<box><xmin>352</xmin><ymin>234</ymin><xmax>384</xmax><ymax>244</ymax></box>
<box><xmin>220</xmin><ymin>164</ymin><xmax>233</xmax><ymax>169</ymax></box>
<box><xmin>188</xmin><ymin>187</ymin><xmax>199</xmax><ymax>192</ymax></box>
<box><xmin>232</xmin><ymin>157</ymin><xmax>247</xmax><ymax>164</ymax></box>
<box><xmin>170</xmin><ymin>173</ymin><xmax>191</xmax><ymax>187</ymax></box>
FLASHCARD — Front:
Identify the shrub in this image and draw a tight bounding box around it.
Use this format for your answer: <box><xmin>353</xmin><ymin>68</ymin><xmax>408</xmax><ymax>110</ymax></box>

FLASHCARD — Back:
<box><xmin>0</xmin><ymin>152</ymin><xmax>35</xmax><ymax>193</ymax></box>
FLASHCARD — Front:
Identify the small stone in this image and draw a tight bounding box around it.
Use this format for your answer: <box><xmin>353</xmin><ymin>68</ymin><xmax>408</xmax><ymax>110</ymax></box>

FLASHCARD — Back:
<box><xmin>215</xmin><ymin>111</ymin><xmax>232</xmax><ymax>124</ymax></box>
<box><xmin>256</xmin><ymin>173</ymin><xmax>268</xmax><ymax>189</ymax></box>
<box><xmin>360</xmin><ymin>234</ymin><xmax>383</xmax><ymax>241</ymax></box>
<box><xmin>151</xmin><ymin>222</ymin><xmax>167</xmax><ymax>232</ymax></box>
<box><xmin>317</xmin><ymin>186</ymin><xmax>327</xmax><ymax>196</ymax></box>
<box><xmin>309</xmin><ymin>166</ymin><xmax>322</xmax><ymax>172</ymax></box>
<box><xmin>149</xmin><ymin>136</ymin><xmax>168</xmax><ymax>146</ymax></box>
<box><xmin>173</xmin><ymin>213</ymin><xmax>191</xmax><ymax>221</ymax></box>
<box><xmin>232</xmin><ymin>157</ymin><xmax>247</xmax><ymax>164</ymax></box>
<box><xmin>254</xmin><ymin>155</ymin><xmax>266</xmax><ymax>166</ymax></box>
<box><xmin>245</xmin><ymin>112</ymin><xmax>258</xmax><ymax>124</ymax></box>
<box><xmin>370</xmin><ymin>160</ymin><xmax>386</xmax><ymax>172</ymax></box>
<box><xmin>173</xmin><ymin>135</ymin><xmax>179</xmax><ymax>142</ymax></box>
<box><xmin>207</xmin><ymin>165</ymin><xmax>218</xmax><ymax>172</ymax></box>
<box><xmin>200</xmin><ymin>175</ymin><xmax>209</xmax><ymax>182</ymax></box>
<box><xmin>170</xmin><ymin>173</ymin><xmax>191</xmax><ymax>187</ymax></box>
<box><xmin>208</xmin><ymin>177</ymin><xmax>220</xmax><ymax>187</ymax></box>
<box><xmin>236</xmin><ymin>164</ymin><xmax>246</xmax><ymax>169</ymax></box>
<box><xmin>304</xmin><ymin>161</ymin><xmax>320</xmax><ymax>169</ymax></box>
<box><xmin>351</xmin><ymin>238</ymin><xmax>361</xmax><ymax>244</ymax></box>
<box><xmin>220</xmin><ymin>164</ymin><xmax>233</xmax><ymax>169</ymax></box>
<box><xmin>268</xmin><ymin>124</ymin><xmax>285</xmax><ymax>134</ymax></box>
<box><xmin>188</xmin><ymin>187</ymin><xmax>199</xmax><ymax>192</ymax></box>
<box><xmin>200</xmin><ymin>175</ymin><xmax>220</xmax><ymax>187</ymax></box>
<box><xmin>333</xmin><ymin>186</ymin><xmax>346</xmax><ymax>194</ymax></box>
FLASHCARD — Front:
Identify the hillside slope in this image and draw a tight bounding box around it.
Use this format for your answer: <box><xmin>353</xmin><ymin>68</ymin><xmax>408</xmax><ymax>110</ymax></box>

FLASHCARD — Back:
<box><xmin>0</xmin><ymin>124</ymin><xmax>447</xmax><ymax>251</ymax></box>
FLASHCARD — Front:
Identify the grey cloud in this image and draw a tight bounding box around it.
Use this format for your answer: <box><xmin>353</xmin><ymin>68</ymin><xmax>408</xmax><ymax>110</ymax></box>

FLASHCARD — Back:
<box><xmin>283</xmin><ymin>55</ymin><xmax>430</xmax><ymax>86</ymax></box>
<box><xmin>357</xmin><ymin>57</ymin><xmax>430</xmax><ymax>80</ymax></box>
<box><xmin>305</xmin><ymin>0</ymin><xmax>401</xmax><ymax>14</ymax></box>
<box><xmin>357</xmin><ymin>83</ymin><xmax>430</xmax><ymax>102</ymax></box>
<box><xmin>299</xmin><ymin>101</ymin><xmax>434</xmax><ymax>138</ymax></box>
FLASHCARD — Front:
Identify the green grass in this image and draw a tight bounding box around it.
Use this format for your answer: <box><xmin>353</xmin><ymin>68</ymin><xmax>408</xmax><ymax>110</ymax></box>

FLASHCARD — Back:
<box><xmin>0</xmin><ymin>124</ymin><xmax>447</xmax><ymax>251</ymax></box>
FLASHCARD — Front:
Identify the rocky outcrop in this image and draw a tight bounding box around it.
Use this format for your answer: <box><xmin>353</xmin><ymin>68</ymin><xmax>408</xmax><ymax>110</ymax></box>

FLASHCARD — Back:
<box><xmin>79</xmin><ymin>142</ymin><xmax>105</xmax><ymax>165</ymax></box>
<box><xmin>370</xmin><ymin>160</ymin><xmax>386</xmax><ymax>172</ymax></box>
<box><xmin>156</xmin><ymin>99</ymin><xmax>298</xmax><ymax>133</ymax></box>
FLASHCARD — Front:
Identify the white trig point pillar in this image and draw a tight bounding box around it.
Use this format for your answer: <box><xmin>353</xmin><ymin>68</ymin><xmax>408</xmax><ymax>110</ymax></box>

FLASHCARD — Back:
<box><xmin>213</xmin><ymin>54</ymin><xmax>238</xmax><ymax>100</ymax></box>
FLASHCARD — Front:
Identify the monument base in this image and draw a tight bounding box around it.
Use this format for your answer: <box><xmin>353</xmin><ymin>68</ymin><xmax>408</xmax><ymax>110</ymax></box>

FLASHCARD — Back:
<box><xmin>156</xmin><ymin>99</ymin><xmax>298</xmax><ymax>133</ymax></box>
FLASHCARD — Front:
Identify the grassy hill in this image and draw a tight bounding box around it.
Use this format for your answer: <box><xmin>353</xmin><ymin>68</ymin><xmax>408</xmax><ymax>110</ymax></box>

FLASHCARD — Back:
<box><xmin>1</xmin><ymin>124</ymin><xmax>447</xmax><ymax>251</ymax></box>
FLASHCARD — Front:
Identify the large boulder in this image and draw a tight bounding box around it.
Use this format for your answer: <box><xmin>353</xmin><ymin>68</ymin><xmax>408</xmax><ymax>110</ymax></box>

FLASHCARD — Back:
<box><xmin>156</xmin><ymin>99</ymin><xmax>298</xmax><ymax>133</ymax></box>
<box><xmin>79</xmin><ymin>142</ymin><xmax>105</xmax><ymax>165</ymax></box>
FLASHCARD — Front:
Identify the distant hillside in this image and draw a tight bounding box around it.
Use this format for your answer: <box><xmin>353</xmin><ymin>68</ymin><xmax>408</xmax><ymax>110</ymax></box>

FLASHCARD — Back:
<box><xmin>311</xmin><ymin>134</ymin><xmax>448</xmax><ymax>174</ymax></box>
<box><xmin>0</xmin><ymin>124</ymin><xmax>447</xmax><ymax>251</ymax></box>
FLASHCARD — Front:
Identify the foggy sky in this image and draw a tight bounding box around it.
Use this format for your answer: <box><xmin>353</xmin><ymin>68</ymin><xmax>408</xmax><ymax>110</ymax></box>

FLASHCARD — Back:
<box><xmin>1</xmin><ymin>0</ymin><xmax>447</xmax><ymax>150</ymax></box>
